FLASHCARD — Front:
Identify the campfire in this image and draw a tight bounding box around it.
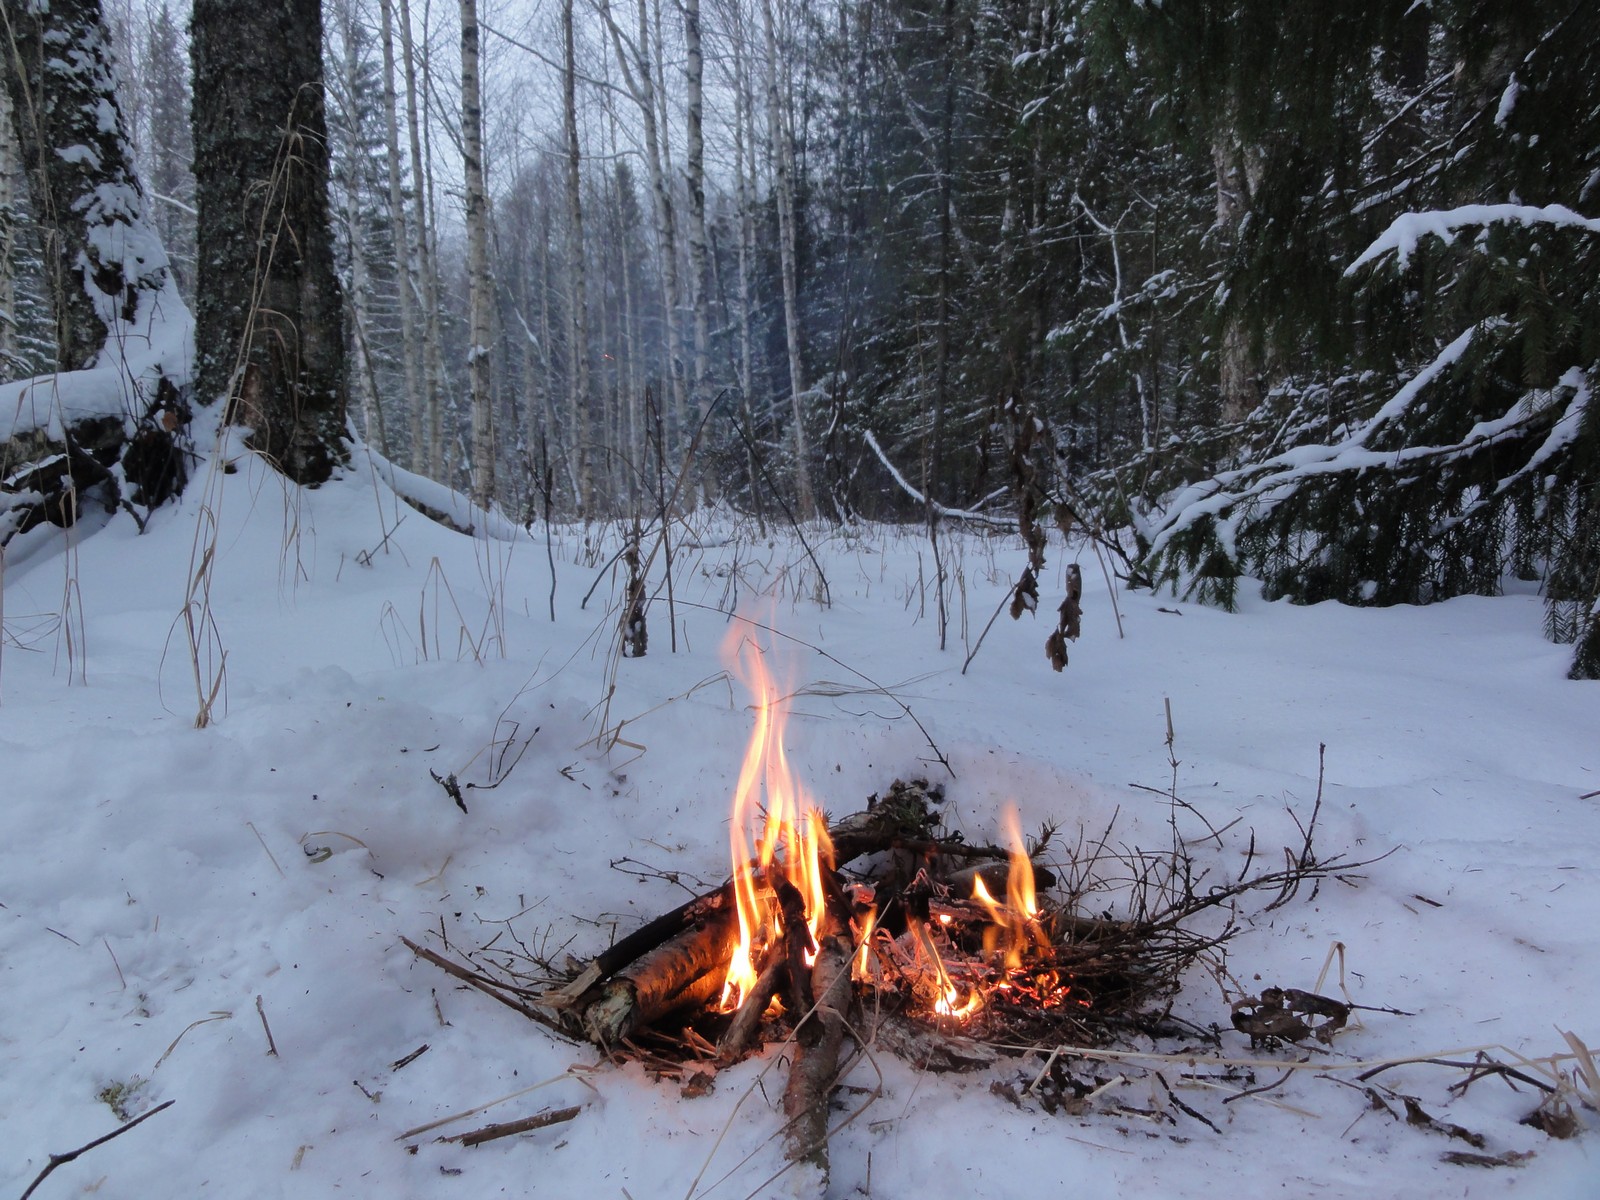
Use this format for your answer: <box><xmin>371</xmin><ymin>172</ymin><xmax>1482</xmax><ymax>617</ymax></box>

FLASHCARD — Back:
<box><xmin>402</xmin><ymin>638</ymin><xmax>1382</xmax><ymax>1184</ymax></box>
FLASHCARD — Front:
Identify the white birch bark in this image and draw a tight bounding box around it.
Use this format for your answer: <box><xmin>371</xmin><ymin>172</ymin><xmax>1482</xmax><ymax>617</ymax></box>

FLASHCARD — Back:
<box><xmin>0</xmin><ymin>85</ymin><xmax>15</xmax><ymax>373</ymax></box>
<box><xmin>760</xmin><ymin>0</ymin><xmax>814</xmax><ymax>518</ymax></box>
<box><xmin>596</xmin><ymin>0</ymin><xmax>688</xmax><ymax>455</ymax></box>
<box><xmin>459</xmin><ymin>0</ymin><xmax>494</xmax><ymax>508</ymax></box>
<box><xmin>563</xmin><ymin>0</ymin><xmax>593</xmax><ymax>510</ymax></box>
<box><xmin>378</xmin><ymin>0</ymin><xmax>424</xmax><ymax>470</ymax></box>
<box><xmin>397</xmin><ymin>0</ymin><xmax>446</xmax><ymax>477</ymax></box>
<box><xmin>684</xmin><ymin>0</ymin><xmax>710</xmax><ymax>395</ymax></box>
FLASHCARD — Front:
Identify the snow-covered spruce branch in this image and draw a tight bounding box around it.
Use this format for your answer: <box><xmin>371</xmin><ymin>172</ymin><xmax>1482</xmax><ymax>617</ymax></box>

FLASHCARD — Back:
<box><xmin>862</xmin><ymin>430</ymin><xmax>1012</xmax><ymax>528</ymax></box>
<box><xmin>1145</xmin><ymin>321</ymin><xmax>1509</xmax><ymax>562</ymax></box>
<box><xmin>1347</xmin><ymin>203</ymin><xmax>1600</xmax><ymax>274</ymax></box>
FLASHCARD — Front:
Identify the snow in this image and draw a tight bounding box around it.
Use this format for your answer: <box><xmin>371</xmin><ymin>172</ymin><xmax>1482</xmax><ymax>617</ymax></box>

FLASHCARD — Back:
<box><xmin>1495</xmin><ymin>76</ymin><xmax>1521</xmax><ymax>127</ymax></box>
<box><xmin>1348</xmin><ymin>203</ymin><xmax>1600</xmax><ymax>274</ymax></box>
<box><xmin>2</xmin><ymin>418</ymin><xmax>1598</xmax><ymax>1200</ymax></box>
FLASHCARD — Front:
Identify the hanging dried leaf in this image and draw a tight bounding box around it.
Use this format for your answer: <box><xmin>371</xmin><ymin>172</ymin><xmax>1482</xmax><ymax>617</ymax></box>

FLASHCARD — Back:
<box><xmin>1010</xmin><ymin>566</ymin><xmax>1040</xmax><ymax>620</ymax></box>
<box><xmin>1045</xmin><ymin>629</ymin><xmax>1069</xmax><ymax>672</ymax></box>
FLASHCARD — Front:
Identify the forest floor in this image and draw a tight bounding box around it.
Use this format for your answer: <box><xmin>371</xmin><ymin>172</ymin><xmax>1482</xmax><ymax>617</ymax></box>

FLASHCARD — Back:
<box><xmin>2</xmin><ymin>430</ymin><xmax>1597</xmax><ymax>1199</ymax></box>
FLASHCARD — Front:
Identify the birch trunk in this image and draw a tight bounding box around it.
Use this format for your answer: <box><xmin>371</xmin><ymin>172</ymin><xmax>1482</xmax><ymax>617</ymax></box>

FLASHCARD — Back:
<box><xmin>378</xmin><ymin>0</ymin><xmax>424</xmax><ymax>469</ymax></box>
<box><xmin>683</xmin><ymin>0</ymin><xmax>710</xmax><ymax>394</ymax></box>
<box><xmin>598</xmin><ymin>0</ymin><xmax>687</xmax><ymax>460</ymax></box>
<box><xmin>1212</xmin><ymin>115</ymin><xmax>1262</xmax><ymax>426</ymax></box>
<box><xmin>730</xmin><ymin>5</ymin><xmax>765</xmax><ymax>533</ymax></box>
<box><xmin>562</xmin><ymin>0</ymin><xmax>593</xmax><ymax>511</ymax></box>
<box><xmin>460</xmin><ymin>0</ymin><xmax>493</xmax><ymax>508</ymax></box>
<box><xmin>336</xmin><ymin>3</ymin><xmax>386</xmax><ymax>454</ymax></box>
<box><xmin>0</xmin><ymin>85</ymin><xmax>15</xmax><ymax>373</ymax></box>
<box><xmin>398</xmin><ymin>0</ymin><xmax>445</xmax><ymax>477</ymax></box>
<box><xmin>760</xmin><ymin>0</ymin><xmax>814</xmax><ymax>518</ymax></box>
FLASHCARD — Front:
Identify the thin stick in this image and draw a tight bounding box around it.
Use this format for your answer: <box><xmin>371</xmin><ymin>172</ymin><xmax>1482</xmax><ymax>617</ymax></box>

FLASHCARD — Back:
<box><xmin>399</xmin><ymin>936</ymin><xmax>572</xmax><ymax>1038</ymax></box>
<box><xmin>19</xmin><ymin>1100</ymin><xmax>176</xmax><ymax>1200</ymax></box>
<box><xmin>1090</xmin><ymin>539</ymin><xmax>1124</xmax><ymax>639</ymax></box>
<box><xmin>103</xmin><ymin>938</ymin><xmax>126</xmax><ymax>990</ymax></box>
<box><xmin>441</xmin><ymin>1104</ymin><xmax>582</xmax><ymax>1147</ymax></box>
<box><xmin>245</xmin><ymin>822</ymin><xmax>284</xmax><ymax>877</ymax></box>
<box><xmin>397</xmin><ymin>1073</ymin><xmax>580</xmax><ymax>1141</ymax></box>
<box><xmin>959</xmin><ymin>585</ymin><xmax>1013</xmax><ymax>676</ymax></box>
<box><xmin>391</xmin><ymin>1044</ymin><xmax>430</xmax><ymax>1071</ymax></box>
<box><xmin>1222</xmin><ymin>1064</ymin><xmax>1300</xmax><ymax>1104</ymax></box>
<box><xmin>255</xmin><ymin>995</ymin><xmax>279</xmax><ymax>1057</ymax></box>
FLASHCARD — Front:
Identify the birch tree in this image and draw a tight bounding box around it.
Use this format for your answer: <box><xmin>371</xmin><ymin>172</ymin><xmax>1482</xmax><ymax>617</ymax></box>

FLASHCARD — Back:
<box><xmin>459</xmin><ymin>0</ymin><xmax>494</xmax><ymax>507</ymax></box>
<box><xmin>760</xmin><ymin>0</ymin><xmax>813</xmax><ymax>517</ymax></box>
<box><xmin>562</xmin><ymin>0</ymin><xmax>593</xmax><ymax>509</ymax></box>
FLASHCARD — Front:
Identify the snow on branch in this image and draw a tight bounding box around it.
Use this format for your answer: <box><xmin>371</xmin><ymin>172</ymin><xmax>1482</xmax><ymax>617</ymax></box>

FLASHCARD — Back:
<box><xmin>362</xmin><ymin>445</ymin><xmax>527</xmax><ymax>542</ymax></box>
<box><xmin>1147</xmin><ymin>321</ymin><xmax>1501</xmax><ymax>559</ymax></box>
<box><xmin>1347</xmin><ymin>203</ymin><xmax>1600</xmax><ymax>274</ymax></box>
<box><xmin>862</xmin><ymin>430</ymin><xmax>1010</xmax><ymax>527</ymax></box>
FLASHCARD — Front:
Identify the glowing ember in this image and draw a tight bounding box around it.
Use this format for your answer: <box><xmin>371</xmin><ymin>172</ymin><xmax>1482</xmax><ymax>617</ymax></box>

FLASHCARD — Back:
<box><xmin>913</xmin><ymin>917</ymin><xmax>984</xmax><ymax>1020</ymax></box>
<box><xmin>719</xmin><ymin>632</ymin><xmax>834</xmax><ymax>1011</ymax></box>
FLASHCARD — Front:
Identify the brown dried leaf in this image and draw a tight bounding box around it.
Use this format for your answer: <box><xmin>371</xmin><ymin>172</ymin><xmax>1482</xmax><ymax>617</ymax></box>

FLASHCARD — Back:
<box><xmin>1011</xmin><ymin>567</ymin><xmax>1040</xmax><ymax>620</ymax></box>
<box><xmin>1045</xmin><ymin>630</ymin><xmax>1068</xmax><ymax>672</ymax></box>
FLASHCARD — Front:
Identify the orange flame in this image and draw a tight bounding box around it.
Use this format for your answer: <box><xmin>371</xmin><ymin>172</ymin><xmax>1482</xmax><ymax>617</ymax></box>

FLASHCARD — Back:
<box><xmin>720</xmin><ymin>631</ymin><xmax>834</xmax><ymax>1011</ymax></box>
<box><xmin>912</xmin><ymin>915</ymin><xmax>984</xmax><ymax>1020</ymax></box>
<box><xmin>972</xmin><ymin>807</ymin><xmax>1043</xmax><ymax>969</ymax></box>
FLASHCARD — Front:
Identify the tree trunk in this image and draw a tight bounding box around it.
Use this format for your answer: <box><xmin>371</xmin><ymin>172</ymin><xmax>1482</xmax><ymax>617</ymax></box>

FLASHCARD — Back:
<box><xmin>334</xmin><ymin>0</ymin><xmax>386</xmax><ymax>455</ymax></box>
<box><xmin>191</xmin><ymin>0</ymin><xmax>346</xmax><ymax>484</ymax></box>
<box><xmin>684</xmin><ymin>0</ymin><xmax>710</xmax><ymax>395</ymax></box>
<box><xmin>562</xmin><ymin>0</ymin><xmax>592</xmax><ymax>512</ymax></box>
<box><xmin>378</xmin><ymin>0</ymin><xmax>425</xmax><ymax>471</ymax></box>
<box><xmin>0</xmin><ymin>83</ymin><xmax>16</xmax><ymax>374</ymax></box>
<box><xmin>729</xmin><ymin>12</ymin><xmax>765</xmax><ymax>532</ymax></box>
<box><xmin>760</xmin><ymin>0</ymin><xmax>814</xmax><ymax>519</ymax></box>
<box><xmin>3</xmin><ymin>0</ymin><xmax>182</xmax><ymax>372</ymax></box>
<box><xmin>1212</xmin><ymin>118</ymin><xmax>1262</xmax><ymax>427</ymax></box>
<box><xmin>459</xmin><ymin>0</ymin><xmax>493</xmax><ymax>509</ymax></box>
<box><xmin>398</xmin><ymin>0</ymin><xmax>445</xmax><ymax>478</ymax></box>
<box><xmin>598</xmin><ymin>0</ymin><xmax>687</xmax><ymax>462</ymax></box>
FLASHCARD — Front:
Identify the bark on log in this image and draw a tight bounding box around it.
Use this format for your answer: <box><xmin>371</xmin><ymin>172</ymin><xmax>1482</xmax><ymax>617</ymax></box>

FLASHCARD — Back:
<box><xmin>548</xmin><ymin>883</ymin><xmax>733</xmax><ymax>1007</ymax></box>
<box><xmin>717</xmin><ymin>953</ymin><xmax>785</xmax><ymax>1062</ymax></box>
<box><xmin>781</xmin><ymin>926</ymin><xmax>852</xmax><ymax>1187</ymax></box>
<box><xmin>581</xmin><ymin>905</ymin><xmax>739</xmax><ymax>1046</ymax></box>
<box><xmin>867</xmin><ymin>1011</ymin><xmax>998</xmax><ymax>1072</ymax></box>
<box><xmin>554</xmin><ymin>794</ymin><xmax>938</xmax><ymax>1010</ymax></box>
<box><xmin>943</xmin><ymin>859</ymin><xmax>1058</xmax><ymax>897</ymax></box>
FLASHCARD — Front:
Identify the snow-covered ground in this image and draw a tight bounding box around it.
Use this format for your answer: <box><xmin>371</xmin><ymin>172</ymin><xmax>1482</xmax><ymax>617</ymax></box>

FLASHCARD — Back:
<box><xmin>2</xmin><ymin>430</ymin><xmax>1596</xmax><ymax>1199</ymax></box>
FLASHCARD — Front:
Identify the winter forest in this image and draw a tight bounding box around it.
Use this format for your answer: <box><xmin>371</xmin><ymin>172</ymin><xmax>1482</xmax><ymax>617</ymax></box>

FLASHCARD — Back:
<box><xmin>3</xmin><ymin>2</ymin><xmax>1600</xmax><ymax>1198</ymax></box>
<box><xmin>2</xmin><ymin>0</ymin><xmax>1597</xmax><ymax>674</ymax></box>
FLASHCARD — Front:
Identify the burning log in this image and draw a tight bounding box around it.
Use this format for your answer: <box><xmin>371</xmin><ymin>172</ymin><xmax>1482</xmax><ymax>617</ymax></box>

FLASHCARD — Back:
<box><xmin>781</xmin><ymin>924</ymin><xmax>854</xmax><ymax>1186</ymax></box>
<box><xmin>944</xmin><ymin>858</ymin><xmax>1057</xmax><ymax>898</ymax></box>
<box><xmin>551</xmin><ymin>787</ymin><xmax>943</xmax><ymax>1047</ymax></box>
<box><xmin>581</xmin><ymin>904</ymin><xmax>740</xmax><ymax>1046</ymax></box>
<box><xmin>547</xmin><ymin>883</ymin><xmax>734</xmax><ymax>1007</ymax></box>
<box><xmin>717</xmin><ymin>951</ymin><xmax>786</xmax><ymax>1062</ymax></box>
